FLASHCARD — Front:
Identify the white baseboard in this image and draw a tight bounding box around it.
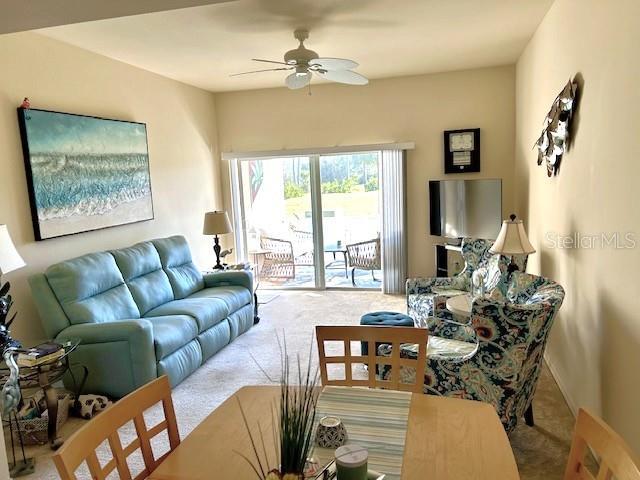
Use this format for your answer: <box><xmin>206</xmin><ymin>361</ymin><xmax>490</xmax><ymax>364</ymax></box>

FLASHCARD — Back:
<box><xmin>544</xmin><ymin>352</ymin><xmax>578</xmax><ymax>418</ymax></box>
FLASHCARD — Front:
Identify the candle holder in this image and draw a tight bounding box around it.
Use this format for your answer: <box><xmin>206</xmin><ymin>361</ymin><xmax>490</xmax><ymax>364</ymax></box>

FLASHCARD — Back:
<box><xmin>316</xmin><ymin>416</ymin><xmax>347</xmax><ymax>449</ymax></box>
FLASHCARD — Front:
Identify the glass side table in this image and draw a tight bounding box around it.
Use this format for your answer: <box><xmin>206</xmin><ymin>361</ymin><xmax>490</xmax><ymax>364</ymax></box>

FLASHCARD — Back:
<box><xmin>0</xmin><ymin>338</ymin><xmax>87</xmax><ymax>449</ymax></box>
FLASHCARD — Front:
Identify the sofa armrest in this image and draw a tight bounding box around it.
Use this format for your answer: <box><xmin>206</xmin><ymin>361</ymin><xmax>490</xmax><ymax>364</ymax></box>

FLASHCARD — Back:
<box><xmin>203</xmin><ymin>270</ymin><xmax>253</xmax><ymax>293</ymax></box>
<box><xmin>56</xmin><ymin>319</ymin><xmax>157</xmax><ymax>398</ymax></box>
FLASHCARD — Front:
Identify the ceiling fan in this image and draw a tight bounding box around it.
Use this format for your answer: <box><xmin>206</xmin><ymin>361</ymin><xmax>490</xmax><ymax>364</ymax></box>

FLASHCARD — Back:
<box><xmin>231</xmin><ymin>29</ymin><xmax>369</xmax><ymax>90</ymax></box>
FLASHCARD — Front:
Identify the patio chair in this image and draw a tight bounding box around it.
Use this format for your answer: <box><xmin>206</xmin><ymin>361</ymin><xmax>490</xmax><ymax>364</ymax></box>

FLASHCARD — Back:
<box><xmin>346</xmin><ymin>238</ymin><xmax>381</xmax><ymax>286</ymax></box>
<box><xmin>260</xmin><ymin>232</ymin><xmax>314</xmax><ymax>280</ymax></box>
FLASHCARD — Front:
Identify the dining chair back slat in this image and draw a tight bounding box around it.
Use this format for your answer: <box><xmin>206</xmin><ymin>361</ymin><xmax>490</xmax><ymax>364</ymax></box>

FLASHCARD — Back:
<box><xmin>53</xmin><ymin>376</ymin><xmax>180</xmax><ymax>480</ymax></box>
<box><xmin>564</xmin><ymin>408</ymin><xmax>640</xmax><ymax>480</ymax></box>
<box><xmin>315</xmin><ymin>325</ymin><xmax>427</xmax><ymax>394</ymax></box>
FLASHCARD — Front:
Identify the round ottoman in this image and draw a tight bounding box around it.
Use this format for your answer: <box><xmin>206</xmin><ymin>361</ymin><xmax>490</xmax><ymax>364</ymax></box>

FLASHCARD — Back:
<box><xmin>359</xmin><ymin>311</ymin><xmax>415</xmax><ymax>356</ymax></box>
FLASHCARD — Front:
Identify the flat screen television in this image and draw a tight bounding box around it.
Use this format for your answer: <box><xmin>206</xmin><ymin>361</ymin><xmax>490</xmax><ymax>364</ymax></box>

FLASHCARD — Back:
<box><xmin>429</xmin><ymin>179</ymin><xmax>502</xmax><ymax>239</ymax></box>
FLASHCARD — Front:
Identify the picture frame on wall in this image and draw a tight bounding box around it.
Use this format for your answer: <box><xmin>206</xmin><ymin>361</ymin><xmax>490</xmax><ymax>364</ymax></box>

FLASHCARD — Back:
<box><xmin>17</xmin><ymin>108</ymin><xmax>154</xmax><ymax>240</ymax></box>
<box><xmin>444</xmin><ymin>128</ymin><xmax>480</xmax><ymax>174</ymax></box>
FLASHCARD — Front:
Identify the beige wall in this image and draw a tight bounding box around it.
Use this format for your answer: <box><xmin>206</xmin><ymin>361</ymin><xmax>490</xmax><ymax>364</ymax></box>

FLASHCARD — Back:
<box><xmin>0</xmin><ymin>32</ymin><xmax>222</xmax><ymax>341</ymax></box>
<box><xmin>515</xmin><ymin>0</ymin><xmax>640</xmax><ymax>453</ymax></box>
<box><xmin>215</xmin><ymin>66</ymin><xmax>516</xmax><ymax>277</ymax></box>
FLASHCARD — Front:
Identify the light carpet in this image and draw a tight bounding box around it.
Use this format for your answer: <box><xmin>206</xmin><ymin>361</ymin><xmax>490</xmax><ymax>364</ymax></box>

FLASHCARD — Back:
<box><xmin>16</xmin><ymin>291</ymin><xmax>574</xmax><ymax>479</ymax></box>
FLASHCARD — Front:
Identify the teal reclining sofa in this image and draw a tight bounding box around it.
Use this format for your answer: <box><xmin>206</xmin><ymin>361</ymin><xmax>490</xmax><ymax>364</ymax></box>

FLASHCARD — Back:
<box><xmin>29</xmin><ymin>235</ymin><xmax>254</xmax><ymax>398</ymax></box>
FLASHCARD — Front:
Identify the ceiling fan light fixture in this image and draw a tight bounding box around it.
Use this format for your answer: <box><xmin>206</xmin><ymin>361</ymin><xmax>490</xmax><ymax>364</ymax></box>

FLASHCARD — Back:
<box><xmin>232</xmin><ymin>29</ymin><xmax>368</xmax><ymax>91</ymax></box>
<box><xmin>285</xmin><ymin>71</ymin><xmax>311</xmax><ymax>90</ymax></box>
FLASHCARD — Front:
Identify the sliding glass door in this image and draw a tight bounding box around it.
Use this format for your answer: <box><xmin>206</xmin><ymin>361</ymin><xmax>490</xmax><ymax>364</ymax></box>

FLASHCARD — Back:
<box><xmin>240</xmin><ymin>157</ymin><xmax>316</xmax><ymax>288</ymax></box>
<box><xmin>233</xmin><ymin>152</ymin><xmax>382</xmax><ymax>290</ymax></box>
<box><xmin>319</xmin><ymin>153</ymin><xmax>382</xmax><ymax>288</ymax></box>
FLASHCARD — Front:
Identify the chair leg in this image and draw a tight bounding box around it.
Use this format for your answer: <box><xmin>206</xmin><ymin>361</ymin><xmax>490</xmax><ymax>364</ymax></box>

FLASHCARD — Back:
<box><xmin>524</xmin><ymin>404</ymin><xmax>534</xmax><ymax>427</ymax></box>
<box><xmin>351</xmin><ymin>268</ymin><xmax>356</xmax><ymax>286</ymax></box>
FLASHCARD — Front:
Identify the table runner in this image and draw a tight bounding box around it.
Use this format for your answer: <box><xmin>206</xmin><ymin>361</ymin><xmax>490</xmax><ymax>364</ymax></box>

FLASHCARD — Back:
<box><xmin>313</xmin><ymin>386</ymin><xmax>412</xmax><ymax>479</ymax></box>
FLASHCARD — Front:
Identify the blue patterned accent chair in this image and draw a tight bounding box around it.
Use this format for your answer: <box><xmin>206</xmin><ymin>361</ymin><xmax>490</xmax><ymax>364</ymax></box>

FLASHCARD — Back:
<box><xmin>406</xmin><ymin>238</ymin><xmax>528</xmax><ymax>342</ymax></box>
<box><xmin>387</xmin><ymin>272</ymin><xmax>565</xmax><ymax>433</ymax></box>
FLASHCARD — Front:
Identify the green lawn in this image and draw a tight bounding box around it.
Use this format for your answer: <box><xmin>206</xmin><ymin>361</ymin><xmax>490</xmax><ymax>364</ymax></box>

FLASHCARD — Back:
<box><xmin>285</xmin><ymin>188</ymin><xmax>379</xmax><ymax>220</ymax></box>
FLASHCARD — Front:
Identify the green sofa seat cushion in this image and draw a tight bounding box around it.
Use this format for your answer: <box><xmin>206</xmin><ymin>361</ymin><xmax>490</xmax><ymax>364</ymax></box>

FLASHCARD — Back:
<box><xmin>144</xmin><ymin>297</ymin><xmax>229</xmax><ymax>333</ymax></box>
<box><xmin>148</xmin><ymin>315</ymin><xmax>199</xmax><ymax>360</ymax></box>
<box><xmin>157</xmin><ymin>340</ymin><xmax>203</xmax><ymax>388</ymax></box>
<box><xmin>152</xmin><ymin>236</ymin><xmax>204</xmax><ymax>299</ymax></box>
<box><xmin>45</xmin><ymin>252</ymin><xmax>140</xmax><ymax>324</ymax></box>
<box><xmin>111</xmin><ymin>242</ymin><xmax>174</xmax><ymax>315</ymax></box>
<box><xmin>187</xmin><ymin>286</ymin><xmax>252</xmax><ymax>312</ymax></box>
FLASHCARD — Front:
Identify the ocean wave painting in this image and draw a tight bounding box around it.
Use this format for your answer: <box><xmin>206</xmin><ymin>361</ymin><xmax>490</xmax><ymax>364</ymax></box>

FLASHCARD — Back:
<box><xmin>18</xmin><ymin>109</ymin><xmax>154</xmax><ymax>240</ymax></box>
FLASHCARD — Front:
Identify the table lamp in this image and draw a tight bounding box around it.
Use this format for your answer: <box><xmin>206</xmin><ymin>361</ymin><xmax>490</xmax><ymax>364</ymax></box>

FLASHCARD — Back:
<box><xmin>0</xmin><ymin>223</ymin><xmax>25</xmax><ymax>349</ymax></box>
<box><xmin>489</xmin><ymin>214</ymin><xmax>536</xmax><ymax>275</ymax></box>
<box><xmin>203</xmin><ymin>211</ymin><xmax>233</xmax><ymax>270</ymax></box>
<box><xmin>0</xmin><ymin>225</ymin><xmax>25</xmax><ymax>280</ymax></box>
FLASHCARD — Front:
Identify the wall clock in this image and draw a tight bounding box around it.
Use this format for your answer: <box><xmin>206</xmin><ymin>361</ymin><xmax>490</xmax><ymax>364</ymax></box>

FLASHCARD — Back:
<box><xmin>444</xmin><ymin>128</ymin><xmax>480</xmax><ymax>173</ymax></box>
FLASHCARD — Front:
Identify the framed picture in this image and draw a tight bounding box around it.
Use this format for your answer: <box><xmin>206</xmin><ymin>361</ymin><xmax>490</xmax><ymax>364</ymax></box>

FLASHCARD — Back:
<box><xmin>444</xmin><ymin>128</ymin><xmax>480</xmax><ymax>174</ymax></box>
<box><xmin>17</xmin><ymin>108</ymin><xmax>154</xmax><ymax>240</ymax></box>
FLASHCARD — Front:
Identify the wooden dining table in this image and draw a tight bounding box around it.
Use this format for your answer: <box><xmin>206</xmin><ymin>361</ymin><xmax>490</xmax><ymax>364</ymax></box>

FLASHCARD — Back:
<box><xmin>149</xmin><ymin>385</ymin><xmax>520</xmax><ymax>480</ymax></box>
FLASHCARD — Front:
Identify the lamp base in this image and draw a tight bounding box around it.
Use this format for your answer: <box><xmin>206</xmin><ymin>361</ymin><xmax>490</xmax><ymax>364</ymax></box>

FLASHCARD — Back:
<box><xmin>507</xmin><ymin>256</ymin><xmax>520</xmax><ymax>276</ymax></box>
<box><xmin>213</xmin><ymin>235</ymin><xmax>224</xmax><ymax>270</ymax></box>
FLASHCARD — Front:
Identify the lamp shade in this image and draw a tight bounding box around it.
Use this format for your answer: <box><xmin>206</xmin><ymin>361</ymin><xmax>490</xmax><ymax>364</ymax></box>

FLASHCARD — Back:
<box><xmin>490</xmin><ymin>215</ymin><xmax>536</xmax><ymax>255</ymax></box>
<box><xmin>0</xmin><ymin>225</ymin><xmax>25</xmax><ymax>275</ymax></box>
<box><xmin>203</xmin><ymin>211</ymin><xmax>233</xmax><ymax>235</ymax></box>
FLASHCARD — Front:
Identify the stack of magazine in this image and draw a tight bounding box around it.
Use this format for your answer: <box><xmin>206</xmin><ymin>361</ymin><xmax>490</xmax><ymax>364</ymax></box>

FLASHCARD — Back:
<box><xmin>17</xmin><ymin>342</ymin><xmax>64</xmax><ymax>367</ymax></box>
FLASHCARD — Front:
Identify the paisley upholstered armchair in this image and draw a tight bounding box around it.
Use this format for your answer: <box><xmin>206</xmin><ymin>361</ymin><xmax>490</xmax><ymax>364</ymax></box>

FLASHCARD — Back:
<box><xmin>387</xmin><ymin>272</ymin><xmax>565</xmax><ymax>433</ymax></box>
<box><xmin>406</xmin><ymin>237</ymin><xmax>528</xmax><ymax>341</ymax></box>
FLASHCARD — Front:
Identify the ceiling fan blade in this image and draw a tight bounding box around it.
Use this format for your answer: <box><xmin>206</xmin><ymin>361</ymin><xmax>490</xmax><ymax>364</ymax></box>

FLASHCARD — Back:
<box><xmin>252</xmin><ymin>58</ymin><xmax>290</xmax><ymax>65</ymax></box>
<box><xmin>317</xmin><ymin>69</ymin><xmax>368</xmax><ymax>85</ymax></box>
<box><xmin>310</xmin><ymin>57</ymin><xmax>358</xmax><ymax>70</ymax></box>
<box><xmin>285</xmin><ymin>72</ymin><xmax>311</xmax><ymax>90</ymax></box>
<box><xmin>230</xmin><ymin>67</ymin><xmax>292</xmax><ymax>77</ymax></box>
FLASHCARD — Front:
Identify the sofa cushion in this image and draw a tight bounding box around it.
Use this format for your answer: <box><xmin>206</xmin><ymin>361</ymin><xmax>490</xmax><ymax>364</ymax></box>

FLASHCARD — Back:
<box><xmin>111</xmin><ymin>242</ymin><xmax>174</xmax><ymax>314</ymax></box>
<box><xmin>45</xmin><ymin>252</ymin><xmax>140</xmax><ymax>324</ymax></box>
<box><xmin>197</xmin><ymin>320</ymin><xmax>231</xmax><ymax>361</ymax></box>
<box><xmin>144</xmin><ymin>298</ymin><xmax>229</xmax><ymax>333</ymax></box>
<box><xmin>187</xmin><ymin>286</ymin><xmax>252</xmax><ymax>312</ymax></box>
<box><xmin>152</xmin><ymin>236</ymin><xmax>204</xmax><ymax>299</ymax></box>
<box><xmin>157</xmin><ymin>339</ymin><xmax>203</xmax><ymax>388</ymax></box>
<box><xmin>147</xmin><ymin>315</ymin><xmax>198</xmax><ymax>360</ymax></box>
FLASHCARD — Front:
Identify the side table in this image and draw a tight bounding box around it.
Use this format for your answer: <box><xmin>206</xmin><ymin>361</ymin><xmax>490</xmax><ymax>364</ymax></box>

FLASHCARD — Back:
<box><xmin>445</xmin><ymin>294</ymin><xmax>472</xmax><ymax>318</ymax></box>
<box><xmin>1</xmin><ymin>338</ymin><xmax>87</xmax><ymax>450</ymax></box>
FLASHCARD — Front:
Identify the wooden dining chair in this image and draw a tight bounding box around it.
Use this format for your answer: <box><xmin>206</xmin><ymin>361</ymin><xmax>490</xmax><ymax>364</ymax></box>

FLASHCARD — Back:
<box><xmin>315</xmin><ymin>325</ymin><xmax>428</xmax><ymax>394</ymax></box>
<box><xmin>53</xmin><ymin>376</ymin><xmax>180</xmax><ymax>480</ymax></box>
<box><xmin>564</xmin><ymin>408</ymin><xmax>640</xmax><ymax>480</ymax></box>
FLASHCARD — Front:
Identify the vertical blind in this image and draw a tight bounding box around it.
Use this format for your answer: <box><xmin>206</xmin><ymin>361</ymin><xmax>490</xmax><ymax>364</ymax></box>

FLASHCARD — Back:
<box><xmin>381</xmin><ymin>150</ymin><xmax>408</xmax><ymax>294</ymax></box>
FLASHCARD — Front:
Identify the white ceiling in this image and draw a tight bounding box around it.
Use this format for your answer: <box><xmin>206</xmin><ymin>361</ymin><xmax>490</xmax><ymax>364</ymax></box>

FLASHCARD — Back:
<box><xmin>38</xmin><ymin>0</ymin><xmax>554</xmax><ymax>93</ymax></box>
<box><xmin>0</xmin><ymin>0</ymin><xmax>233</xmax><ymax>34</ymax></box>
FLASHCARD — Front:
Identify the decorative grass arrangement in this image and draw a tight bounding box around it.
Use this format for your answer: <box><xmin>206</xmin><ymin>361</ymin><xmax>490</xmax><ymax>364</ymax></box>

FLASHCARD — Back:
<box><xmin>237</xmin><ymin>334</ymin><xmax>319</xmax><ymax>480</ymax></box>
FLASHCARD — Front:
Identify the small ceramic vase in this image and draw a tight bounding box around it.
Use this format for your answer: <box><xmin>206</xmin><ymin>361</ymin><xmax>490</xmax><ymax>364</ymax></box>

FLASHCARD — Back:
<box><xmin>316</xmin><ymin>416</ymin><xmax>348</xmax><ymax>449</ymax></box>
